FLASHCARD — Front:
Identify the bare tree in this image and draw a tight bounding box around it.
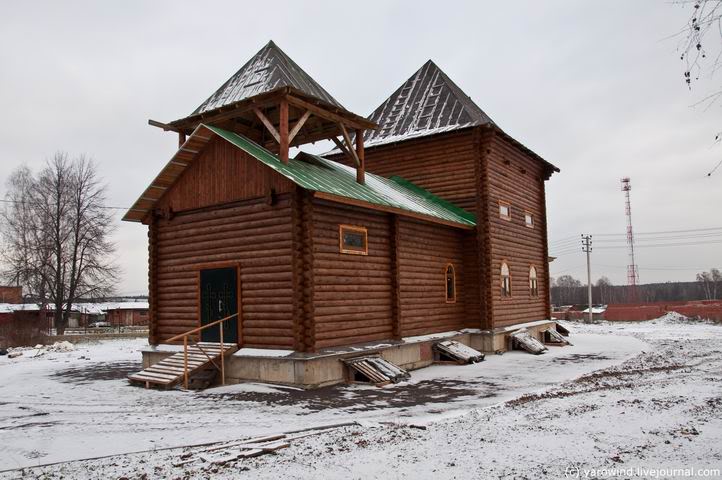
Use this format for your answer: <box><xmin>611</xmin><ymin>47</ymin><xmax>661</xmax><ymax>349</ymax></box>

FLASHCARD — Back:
<box><xmin>702</xmin><ymin>267</ymin><xmax>722</xmax><ymax>299</ymax></box>
<box><xmin>553</xmin><ymin>275</ymin><xmax>582</xmax><ymax>305</ymax></box>
<box><xmin>0</xmin><ymin>153</ymin><xmax>118</xmax><ymax>334</ymax></box>
<box><xmin>0</xmin><ymin>166</ymin><xmax>52</xmax><ymax>302</ymax></box>
<box><xmin>696</xmin><ymin>270</ymin><xmax>717</xmax><ymax>299</ymax></box>
<box><xmin>676</xmin><ymin>0</ymin><xmax>722</xmax><ymax>175</ymax></box>
<box><xmin>596</xmin><ymin>276</ymin><xmax>613</xmax><ymax>304</ymax></box>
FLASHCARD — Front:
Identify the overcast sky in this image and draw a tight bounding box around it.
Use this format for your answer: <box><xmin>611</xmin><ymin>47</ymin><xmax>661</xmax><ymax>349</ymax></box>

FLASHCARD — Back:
<box><xmin>1</xmin><ymin>1</ymin><xmax>721</xmax><ymax>295</ymax></box>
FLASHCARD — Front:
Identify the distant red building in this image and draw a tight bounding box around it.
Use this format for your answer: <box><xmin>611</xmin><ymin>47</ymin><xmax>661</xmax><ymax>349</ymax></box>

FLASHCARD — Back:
<box><xmin>0</xmin><ymin>286</ymin><xmax>22</xmax><ymax>304</ymax></box>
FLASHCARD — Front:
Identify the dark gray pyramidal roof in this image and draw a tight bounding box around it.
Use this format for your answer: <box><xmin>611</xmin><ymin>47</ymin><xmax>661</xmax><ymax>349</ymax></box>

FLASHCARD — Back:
<box><xmin>192</xmin><ymin>40</ymin><xmax>344</xmax><ymax>115</ymax></box>
<box><xmin>363</xmin><ymin>60</ymin><xmax>495</xmax><ymax>148</ymax></box>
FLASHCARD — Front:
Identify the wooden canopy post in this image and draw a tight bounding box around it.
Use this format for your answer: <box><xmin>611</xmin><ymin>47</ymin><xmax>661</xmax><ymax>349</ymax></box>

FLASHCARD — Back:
<box><xmin>279</xmin><ymin>98</ymin><xmax>289</xmax><ymax>164</ymax></box>
<box><xmin>355</xmin><ymin>129</ymin><xmax>365</xmax><ymax>185</ymax></box>
<box><xmin>178</xmin><ymin>132</ymin><xmax>186</xmax><ymax>148</ymax></box>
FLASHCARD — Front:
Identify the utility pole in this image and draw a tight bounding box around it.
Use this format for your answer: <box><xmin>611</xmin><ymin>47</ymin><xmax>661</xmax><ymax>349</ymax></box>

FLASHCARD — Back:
<box><xmin>582</xmin><ymin>234</ymin><xmax>593</xmax><ymax>323</ymax></box>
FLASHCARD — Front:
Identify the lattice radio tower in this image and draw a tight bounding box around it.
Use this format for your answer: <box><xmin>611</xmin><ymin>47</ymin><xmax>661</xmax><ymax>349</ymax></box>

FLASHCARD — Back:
<box><xmin>621</xmin><ymin>177</ymin><xmax>639</xmax><ymax>302</ymax></box>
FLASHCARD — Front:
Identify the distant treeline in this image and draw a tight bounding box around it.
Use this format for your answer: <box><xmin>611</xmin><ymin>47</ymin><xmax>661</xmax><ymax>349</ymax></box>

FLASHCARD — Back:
<box><xmin>551</xmin><ymin>279</ymin><xmax>719</xmax><ymax>306</ymax></box>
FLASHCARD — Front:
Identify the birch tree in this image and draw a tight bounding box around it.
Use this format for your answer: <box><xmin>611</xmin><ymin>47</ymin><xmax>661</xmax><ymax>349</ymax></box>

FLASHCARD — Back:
<box><xmin>0</xmin><ymin>154</ymin><xmax>119</xmax><ymax>334</ymax></box>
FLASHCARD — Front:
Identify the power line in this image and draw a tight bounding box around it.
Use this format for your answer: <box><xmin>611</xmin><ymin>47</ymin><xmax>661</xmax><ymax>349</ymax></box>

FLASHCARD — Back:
<box><xmin>550</xmin><ymin>264</ymin><xmax>586</xmax><ymax>275</ymax></box>
<box><xmin>595</xmin><ymin>239</ymin><xmax>722</xmax><ymax>249</ymax></box>
<box><xmin>595</xmin><ymin>262</ymin><xmax>711</xmax><ymax>271</ymax></box>
<box><xmin>592</xmin><ymin>226</ymin><xmax>722</xmax><ymax>236</ymax></box>
<box><xmin>593</xmin><ymin>232</ymin><xmax>722</xmax><ymax>243</ymax></box>
<box><xmin>549</xmin><ymin>235</ymin><xmax>580</xmax><ymax>245</ymax></box>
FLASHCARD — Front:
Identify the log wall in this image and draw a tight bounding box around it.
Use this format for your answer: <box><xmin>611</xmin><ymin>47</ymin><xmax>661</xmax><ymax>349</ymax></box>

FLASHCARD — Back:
<box><xmin>397</xmin><ymin>218</ymin><xmax>475</xmax><ymax>336</ymax></box>
<box><xmin>153</xmin><ymin>196</ymin><xmax>295</xmax><ymax>347</ymax></box>
<box><xmin>484</xmin><ymin>134</ymin><xmax>549</xmax><ymax>327</ymax></box>
<box><xmin>346</xmin><ymin>129</ymin><xmax>479</xmax><ymax>211</ymax></box>
<box><xmin>155</xmin><ymin>136</ymin><xmax>294</xmax><ymax>212</ymax></box>
<box><xmin>150</xmin><ymin>139</ymin><xmax>296</xmax><ymax>347</ymax></box>
<box><xmin>310</xmin><ymin>200</ymin><xmax>394</xmax><ymax>349</ymax></box>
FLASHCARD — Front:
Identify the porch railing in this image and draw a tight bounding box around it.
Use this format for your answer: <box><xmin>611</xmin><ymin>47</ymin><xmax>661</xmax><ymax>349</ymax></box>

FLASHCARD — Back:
<box><xmin>165</xmin><ymin>313</ymin><xmax>238</xmax><ymax>390</ymax></box>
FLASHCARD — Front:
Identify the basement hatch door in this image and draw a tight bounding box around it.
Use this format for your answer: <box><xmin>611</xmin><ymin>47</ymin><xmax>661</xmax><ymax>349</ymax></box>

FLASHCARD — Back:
<box><xmin>342</xmin><ymin>356</ymin><xmax>410</xmax><ymax>386</ymax></box>
<box><xmin>433</xmin><ymin>340</ymin><xmax>485</xmax><ymax>364</ymax></box>
<box><xmin>510</xmin><ymin>329</ymin><xmax>548</xmax><ymax>355</ymax></box>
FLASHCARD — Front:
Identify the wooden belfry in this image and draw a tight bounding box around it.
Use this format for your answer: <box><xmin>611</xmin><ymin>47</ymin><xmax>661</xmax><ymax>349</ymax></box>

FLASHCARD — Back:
<box><xmin>149</xmin><ymin>41</ymin><xmax>376</xmax><ymax>184</ymax></box>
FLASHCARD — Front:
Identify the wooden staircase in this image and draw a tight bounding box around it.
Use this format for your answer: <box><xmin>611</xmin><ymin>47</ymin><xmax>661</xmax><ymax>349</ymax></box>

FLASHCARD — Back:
<box><xmin>129</xmin><ymin>342</ymin><xmax>238</xmax><ymax>389</ymax></box>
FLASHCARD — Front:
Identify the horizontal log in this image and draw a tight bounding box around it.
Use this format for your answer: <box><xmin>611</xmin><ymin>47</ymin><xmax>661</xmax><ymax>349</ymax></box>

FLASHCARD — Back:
<box><xmin>313</xmin><ymin>283</ymin><xmax>391</xmax><ymax>292</ymax></box>
<box><xmin>314</xmin><ymin>332</ymin><xmax>392</xmax><ymax>348</ymax></box>
<box><xmin>314</xmin><ymin>292</ymin><xmax>393</xmax><ymax>302</ymax></box>
<box><xmin>315</xmin><ymin>318</ymin><xmax>393</xmax><ymax>333</ymax></box>
<box><xmin>314</xmin><ymin>303</ymin><xmax>391</xmax><ymax>316</ymax></box>
<box><xmin>242</xmin><ymin>338</ymin><xmax>295</xmax><ymax>348</ymax></box>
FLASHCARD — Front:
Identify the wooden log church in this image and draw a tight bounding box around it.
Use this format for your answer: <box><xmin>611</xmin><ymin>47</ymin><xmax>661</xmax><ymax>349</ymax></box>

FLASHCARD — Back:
<box><xmin>124</xmin><ymin>41</ymin><xmax>561</xmax><ymax>388</ymax></box>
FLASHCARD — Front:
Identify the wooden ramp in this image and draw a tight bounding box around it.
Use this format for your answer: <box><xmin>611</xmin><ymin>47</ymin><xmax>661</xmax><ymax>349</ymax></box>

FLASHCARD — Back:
<box><xmin>128</xmin><ymin>342</ymin><xmax>237</xmax><ymax>389</ymax></box>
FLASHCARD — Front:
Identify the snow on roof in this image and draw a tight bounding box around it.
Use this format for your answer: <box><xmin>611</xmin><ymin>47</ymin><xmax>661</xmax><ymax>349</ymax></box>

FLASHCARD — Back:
<box><xmin>190</xmin><ymin>40</ymin><xmax>344</xmax><ymax>116</ymax></box>
<box><xmin>363</xmin><ymin>60</ymin><xmax>494</xmax><ymax>145</ymax></box>
<box><xmin>325</xmin><ymin>60</ymin><xmax>494</xmax><ymax>155</ymax></box>
<box><xmin>0</xmin><ymin>303</ymin><xmax>42</xmax><ymax>313</ymax></box>
<box><xmin>0</xmin><ymin>302</ymin><xmax>148</xmax><ymax>315</ymax></box>
<box><xmin>582</xmin><ymin>306</ymin><xmax>608</xmax><ymax>314</ymax></box>
<box><xmin>95</xmin><ymin>302</ymin><xmax>149</xmax><ymax>311</ymax></box>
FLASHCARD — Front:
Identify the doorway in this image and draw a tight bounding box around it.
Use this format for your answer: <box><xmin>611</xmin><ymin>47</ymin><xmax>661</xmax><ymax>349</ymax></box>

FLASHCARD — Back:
<box><xmin>199</xmin><ymin>267</ymin><xmax>238</xmax><ymax>344</ymax></box>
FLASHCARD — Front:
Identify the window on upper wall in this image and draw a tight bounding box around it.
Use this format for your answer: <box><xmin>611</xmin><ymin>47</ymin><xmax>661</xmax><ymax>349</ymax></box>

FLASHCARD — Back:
<box><xmin>445</xmin><ymin>264</ymin><xmax>456</xmax><ymax>303</ymax></box>
<box><xmin>339</xmin><ymin>225</ymin><xmax>368</xmax><ymax>255</ymax></box>
<box><xmin>501</xmin><ymin>262</ymin><xmax>511</xmax><ymax>297</ymax></box>
<box><xmin>529</xmin><ymin>266</ymin><xmax>538</xmax><ymax>297</ymax></box>
<box><xmin>524</xmin><ymin>212</ymin><xmax>534</xmax><ymax>228</ymax></box>
<box><xmin>499</xmin><ymin>201</ymin><xmax>511</xmax><ymax>220</ymax></box>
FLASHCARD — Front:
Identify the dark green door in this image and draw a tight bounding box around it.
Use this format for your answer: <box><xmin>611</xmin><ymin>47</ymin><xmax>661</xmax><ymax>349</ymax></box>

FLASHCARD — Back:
<box><xmin>200</xmin><ymin>267</ymin><xmax>238</xmax><ymax>344</ymax></box>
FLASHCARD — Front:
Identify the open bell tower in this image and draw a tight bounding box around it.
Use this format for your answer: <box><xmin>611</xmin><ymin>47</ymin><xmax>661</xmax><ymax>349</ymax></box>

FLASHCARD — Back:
<box><xmin>149</xmin><ymin>41</ymin><xmax>376</xmax><ymax>184</ymax></box>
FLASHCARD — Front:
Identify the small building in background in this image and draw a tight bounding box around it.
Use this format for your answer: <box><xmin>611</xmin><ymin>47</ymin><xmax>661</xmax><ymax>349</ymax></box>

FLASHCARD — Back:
<box><xmin>101</xmin><ymin>302</ymin><xmax>150</xmax><ymax>327</ymax></box>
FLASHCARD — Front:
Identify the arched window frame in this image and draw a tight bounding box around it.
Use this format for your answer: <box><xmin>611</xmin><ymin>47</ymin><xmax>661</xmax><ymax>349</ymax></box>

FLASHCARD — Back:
<box><xmin>445</xmin><ymin>263</ymin><xmax>456</xmax><ymax>303</ymax></box>
<box><xmin>500</xmin><ymin>261</ymin><xmax>512</xmax><ymax>298</ymax></box>
<box><xmin>529</xmin><ymin>265</ymin><xmax>538</xmax><ymax>297</ymax></box>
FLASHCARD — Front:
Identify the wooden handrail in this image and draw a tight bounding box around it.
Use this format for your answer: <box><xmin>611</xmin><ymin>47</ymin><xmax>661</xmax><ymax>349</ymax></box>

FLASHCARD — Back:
<box><xmin>165</xmin><ymin>313</ymin><xmax>238</xmax><ymax>343</ymax></box>
<box><xmin>163</xmin><ymin>312</ymin><xmax>239</xmax><ymax>390</ymax></box>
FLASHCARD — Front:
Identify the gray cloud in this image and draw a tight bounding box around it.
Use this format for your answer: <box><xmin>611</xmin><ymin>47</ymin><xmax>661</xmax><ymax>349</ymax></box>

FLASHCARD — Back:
<box><xmin>1</xmin><ymin>0</ymin><xmax>720</xmax><ymax>294</ymax></box>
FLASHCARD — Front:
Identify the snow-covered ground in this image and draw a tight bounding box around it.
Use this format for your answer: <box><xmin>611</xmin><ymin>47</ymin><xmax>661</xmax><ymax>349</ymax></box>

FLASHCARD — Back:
<box><xmin>2</xmin><ymin>316</ymin><xmax>721</xmax><ymax>479</ymax></box>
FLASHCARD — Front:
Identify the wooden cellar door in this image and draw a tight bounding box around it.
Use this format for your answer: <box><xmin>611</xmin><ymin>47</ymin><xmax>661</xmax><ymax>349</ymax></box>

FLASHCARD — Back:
<box><xmin>200</xmin><ymin>267</ymin><xmax>238</xmax><ymax>344</ymax></box>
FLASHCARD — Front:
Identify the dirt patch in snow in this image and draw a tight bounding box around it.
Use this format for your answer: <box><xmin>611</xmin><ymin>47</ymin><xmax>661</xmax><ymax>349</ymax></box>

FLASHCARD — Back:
<box><xmin>202</xmin><ymin>378</ymin><xmax>494</xmax><ymax>412</ymax></box>
<box><xmin>551</xmin><ymin>353</ymin><xmax>611</xmax><ymax>364</ymax></box>
<box><xmin>54</xmin><ymin>361</ymin><xmax>141</xmax><ymax>384</ymax></box>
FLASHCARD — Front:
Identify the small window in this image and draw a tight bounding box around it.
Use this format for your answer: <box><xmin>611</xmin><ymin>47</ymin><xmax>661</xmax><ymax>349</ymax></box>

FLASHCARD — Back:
<box><xmin>445</xmin><ymin>264</ymin><xmax>456</xmax><ymax>303</ymax></box>
<box><xmin>339</xmin><ymin>225</ymin><xmax>368</xmax><ymax>255</ymax></box>
<box><xmin>501</xmin><ymin>262</ymin><xmax>511</xmax><ymax>297</ymax></box>
<box><xmin>524</xmin><ymin>212</ymin><xmax>534</xmax><ymax>228</ymax></box>
<box><xmin>499</xmin><ymin>201</ymin><xmax>511</xmax><ymax>220</ymax></box>
<box><xmin>529</xmin><ymin>266</ymin><xmax>538</xmax><ymax>297</ymax></box>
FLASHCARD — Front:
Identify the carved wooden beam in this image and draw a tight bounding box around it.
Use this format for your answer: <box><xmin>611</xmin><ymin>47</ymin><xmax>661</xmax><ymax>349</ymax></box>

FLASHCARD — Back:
<box><xmin>286</xmin><ymin>95</ymin><xmax>371</xmax><ymax>130</ymax></box>
<box><xmin>355</xmin><ymin>128</ymin><xmax>365</xmax><ymax>184</ymax></box>
<box><xmin>252</xmin><ymin>107</ymin><xmax>280</xmax><ymax>143</ymax></box>
<box><xmin>289</xmin><ymin>110</ymin><xmax>312</xmax><ymax>144</ymax></box>
<box><xmin>331</xmin><ymin>136</ymin><xmax>351</xmax><ymax>158</ymax></box>
<box><xmin>279</xmin><ymin>98</ymin><xmax>289</xmax><ymax>164</ymax></box>
<box><xmin>339</xmin><ymin>124</ymin><xmax>360</xmax><ymax>166</ymax></box>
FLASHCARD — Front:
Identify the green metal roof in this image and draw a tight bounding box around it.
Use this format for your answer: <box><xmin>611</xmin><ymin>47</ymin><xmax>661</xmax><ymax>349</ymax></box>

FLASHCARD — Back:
<box><xmin>207</xmin><ymin>125</ymin><xmax>476</xmax><ymax>228</ymax></box>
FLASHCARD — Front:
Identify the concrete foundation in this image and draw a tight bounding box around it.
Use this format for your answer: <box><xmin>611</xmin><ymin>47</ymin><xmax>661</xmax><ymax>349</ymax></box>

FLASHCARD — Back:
<box><xmin>141</xmin><ymin>319</ymin><xmax>561</xmax><ymax>389</ymax></box>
